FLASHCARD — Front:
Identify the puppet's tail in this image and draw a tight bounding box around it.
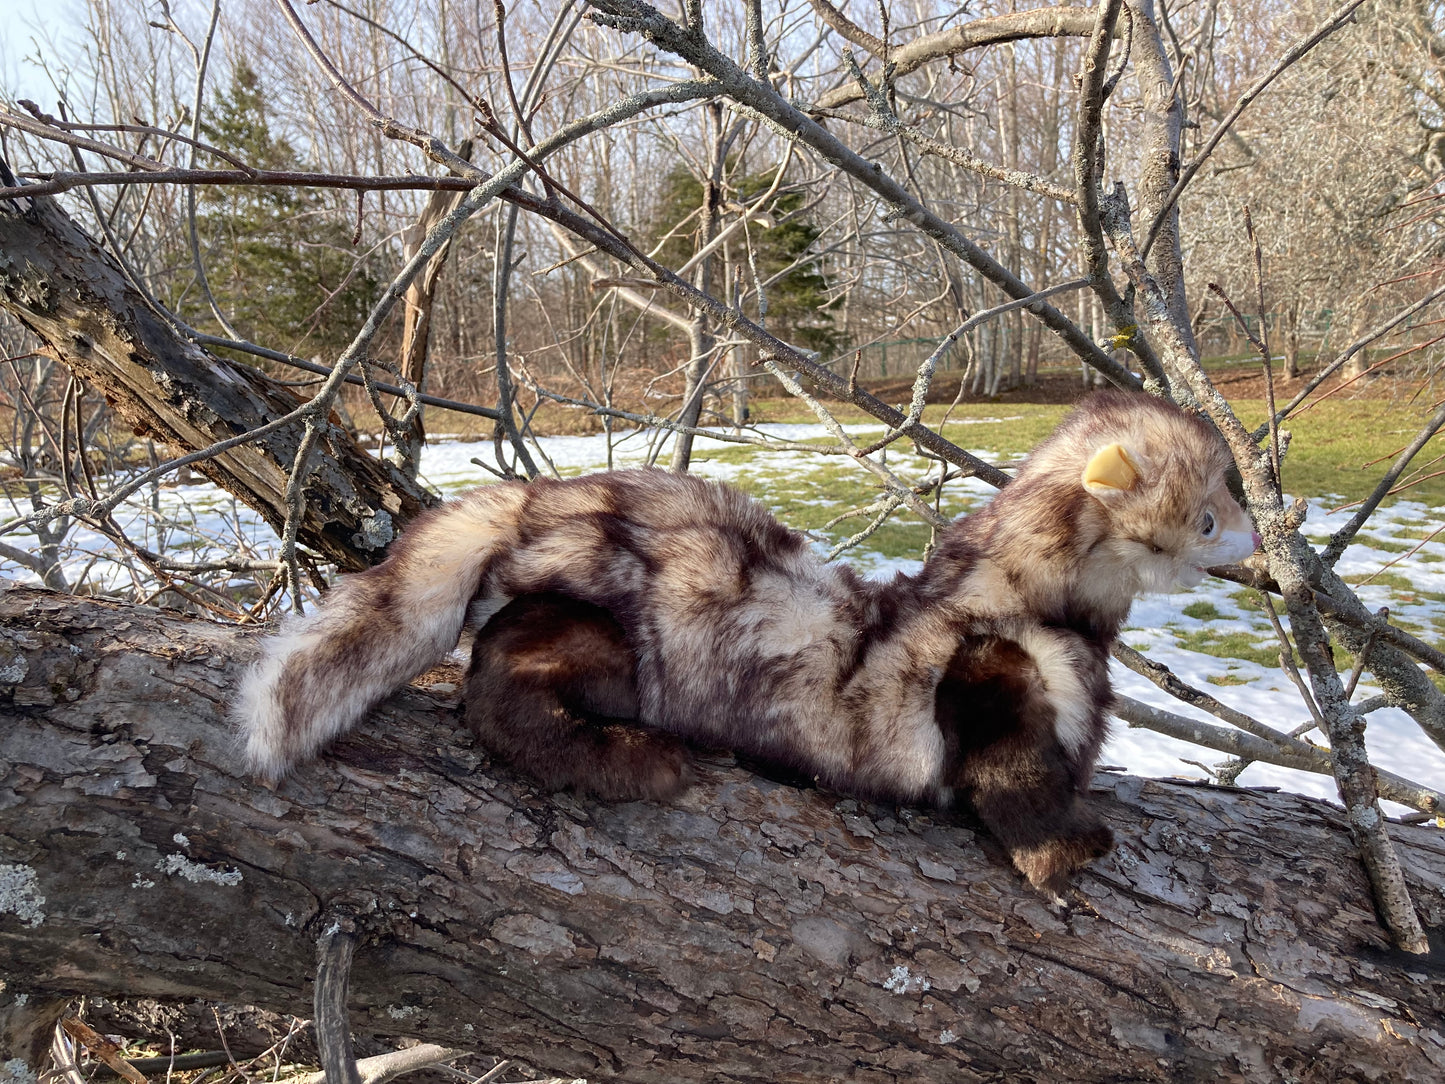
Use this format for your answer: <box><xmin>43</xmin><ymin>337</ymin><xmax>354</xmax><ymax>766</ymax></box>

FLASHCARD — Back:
<box><xmin>233</xmin><ymin>486</ymin><xmax>524</xmax><ymax>779</ymax></box>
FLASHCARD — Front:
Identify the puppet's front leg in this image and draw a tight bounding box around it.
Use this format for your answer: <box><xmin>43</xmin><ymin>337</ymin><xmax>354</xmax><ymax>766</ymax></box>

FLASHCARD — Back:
<box><xmin>959</xmin><ymin>733</ymin><xmax>1113</xmax><ymax>897</ymax></box>
<box><xmin>939</xmin><ymin>635</ymin><xmax>1113</xmax><ymax>896</ymax></box>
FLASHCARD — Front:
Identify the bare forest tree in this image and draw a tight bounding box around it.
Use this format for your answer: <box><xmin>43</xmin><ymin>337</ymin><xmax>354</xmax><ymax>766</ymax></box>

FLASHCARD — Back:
<box><xmin>2</xmin><ymin>0</ymin><xmax>1444</xmax><ymax>1080</ymax></box>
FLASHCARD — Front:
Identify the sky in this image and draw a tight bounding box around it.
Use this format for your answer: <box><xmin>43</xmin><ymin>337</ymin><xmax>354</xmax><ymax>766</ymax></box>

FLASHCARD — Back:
<box><xmin>0</xmin><ymin>0</ymin><xmax>89</xmax><ymax>107</ymax></box>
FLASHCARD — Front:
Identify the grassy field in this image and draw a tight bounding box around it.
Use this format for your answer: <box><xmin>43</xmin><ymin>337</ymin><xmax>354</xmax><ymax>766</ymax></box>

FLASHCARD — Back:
<box><xmin>731</xmin><ymin>394</ymin><xmax>1445</xmax><ymax>508</ymax></box>
<box><xmin>424</xmin><ymin>381</ymin><xmax>1443</xmax><ymax>566</ymax></box>
<box><xmin>509</xmin><ymin>398</ymin><xmax>1437</xmax><ymax>579</ymax></box>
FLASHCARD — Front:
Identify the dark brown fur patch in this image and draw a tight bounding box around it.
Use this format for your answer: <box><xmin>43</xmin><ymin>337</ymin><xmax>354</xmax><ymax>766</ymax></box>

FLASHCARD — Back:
<box><xmin>465</xmin><ymin>593</ymin><xmax>693</xmax><ymax>801</ymax></box>
<box><xmin>935</xmin><ymin>637</ymin><xmax>1113</xmax><ymax>894</ymax></box>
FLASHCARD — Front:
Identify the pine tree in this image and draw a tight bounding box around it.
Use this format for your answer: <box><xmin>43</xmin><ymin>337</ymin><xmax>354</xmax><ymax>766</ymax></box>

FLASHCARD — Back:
<box><xmin>653</xmin><ymin>163</ymin><xmax>841</xmax><ymax>357</ymax></box>
<box><xmin>190</xmin><ymin>64</ymin><xmax>377</xmax><ymax>359</ymax></box>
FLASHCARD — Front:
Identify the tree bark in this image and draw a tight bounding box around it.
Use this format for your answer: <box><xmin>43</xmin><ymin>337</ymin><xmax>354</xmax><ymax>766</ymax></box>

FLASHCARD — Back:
<box><xmin>396</xmin><ymin>175</ymin><xmax>469</xmax><ymax>474</ymax></box>
<box><xmin>0</xmin><ymin>195</ymin><xmax>437</xmax><ymax>571</ymax></box>
<box><xmin>2</xmin><ymin>585</ymin><xmax>1444</xmax><ymax>1083</ymax></box>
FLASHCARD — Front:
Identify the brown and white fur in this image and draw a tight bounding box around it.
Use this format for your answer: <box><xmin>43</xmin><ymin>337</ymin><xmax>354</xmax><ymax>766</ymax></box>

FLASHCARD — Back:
<box><xmin>234</xmin><ymin>391</ymin><xmax>1257</xmax><ymax>894</ymax></box>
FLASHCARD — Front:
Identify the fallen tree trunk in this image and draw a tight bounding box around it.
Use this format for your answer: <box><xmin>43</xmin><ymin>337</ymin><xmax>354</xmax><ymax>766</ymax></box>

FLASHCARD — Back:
<box><xmin>0</xmin><ymin>193</ymin><xmax>436</xmax><ymax>570</ymax></box>
<box><xmin>1</xmin><ymin>585</ymin><xmax>1443</xmax><ymax>1083</ymax></box>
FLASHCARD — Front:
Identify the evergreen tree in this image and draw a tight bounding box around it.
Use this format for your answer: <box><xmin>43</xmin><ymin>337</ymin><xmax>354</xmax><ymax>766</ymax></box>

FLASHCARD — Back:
<box><xmin>653</xmin><ymin>164</ymin><xmax>841</xmax><ymax>357</ymax></box>
<box><xmin>190</xmin><ymin>64</ymin><xmax>376</xmax><ymax>358</ymax></box>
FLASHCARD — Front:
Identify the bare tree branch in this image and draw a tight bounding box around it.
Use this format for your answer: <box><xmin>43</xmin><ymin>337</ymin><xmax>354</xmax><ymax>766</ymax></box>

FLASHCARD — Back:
<box><xmin>812</xmin><ymin>6</ymin><xmax>1109</xmax><ymax>109</ymax></box>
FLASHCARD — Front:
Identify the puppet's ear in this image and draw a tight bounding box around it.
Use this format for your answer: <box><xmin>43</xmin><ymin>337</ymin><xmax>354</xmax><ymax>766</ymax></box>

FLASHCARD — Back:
<box><xmin>1082</xmin><ymin>442</ymin><xmax>1143</xmax><ymax>497</ymax></box>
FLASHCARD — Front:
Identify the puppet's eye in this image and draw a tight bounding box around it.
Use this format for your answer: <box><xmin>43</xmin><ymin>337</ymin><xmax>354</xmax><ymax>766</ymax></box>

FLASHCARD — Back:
<box><xmin>1202</xmin><ymin>511</ymin><xmax>1218</xmax><ymax>538</ymax></box>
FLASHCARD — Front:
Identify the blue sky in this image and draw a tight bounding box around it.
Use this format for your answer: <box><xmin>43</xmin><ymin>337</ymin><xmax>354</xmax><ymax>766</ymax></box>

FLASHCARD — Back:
<box><xmin>0</xmin><ymin>0</ymin><xmax>88</xmax><ymax>106</ymax></box>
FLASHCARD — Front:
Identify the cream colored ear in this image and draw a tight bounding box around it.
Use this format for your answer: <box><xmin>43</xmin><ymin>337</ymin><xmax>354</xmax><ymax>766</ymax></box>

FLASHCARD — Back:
<box><xmin>1082</xmin><ymin>442</ymin><xmax>1143</xmax><ymax>496</ymax></box>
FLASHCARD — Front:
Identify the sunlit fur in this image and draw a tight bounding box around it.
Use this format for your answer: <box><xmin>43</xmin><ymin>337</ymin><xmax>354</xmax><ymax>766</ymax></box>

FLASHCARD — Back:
<box><xmin>233</xmin><ymin>391</ymin><xmax>1256</xmax><ymax>894</ymax></box>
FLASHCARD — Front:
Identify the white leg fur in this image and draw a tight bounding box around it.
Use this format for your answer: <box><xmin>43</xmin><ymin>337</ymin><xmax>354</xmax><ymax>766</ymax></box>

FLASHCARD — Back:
<box><xmin>1005</xmin><ymin>623</ymin><xmax>1096</xmax><ymax>757</ymax></box>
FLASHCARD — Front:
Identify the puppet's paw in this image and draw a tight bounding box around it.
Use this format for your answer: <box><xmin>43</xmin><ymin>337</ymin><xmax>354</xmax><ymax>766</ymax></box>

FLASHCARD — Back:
<box><xmin>1011</xmin><ymin>822</ymin><xmax>1114</xmax><ymax>899</ymax></box>
<box><xmin>587</xmin><ymin>726</ymin><xmax>696</xmax><ymax>801</ymax></box>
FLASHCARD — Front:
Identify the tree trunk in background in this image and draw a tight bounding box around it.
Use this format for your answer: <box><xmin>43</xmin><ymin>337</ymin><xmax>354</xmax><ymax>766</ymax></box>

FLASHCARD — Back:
<box><xmin>1282</xmin><ymin>299</ymin><xmax>1301</xmax><ymax>379</ymax></box>
<box><xmin>0</xmin><ymin>196</ymin><xmax>437</xmax><ymax>571</ymax></box>
<box><xmin>1002</xmin><ymin>44</ymin><xmax>1024</xmax><ymax>391</ymax></box>
<box><xmin>671</xmin><ymin>101</ymin><xmax>726</xmax><ymax>472</ymax></box>
<box><xmin>3</xmin><ymin>586</ymin><xmax>1445</xmax><ymax>1084</ymax></box>
<box><xmin>396</xmin><ymin>145</ymin><xmax>471</xmax><ymax>474</ymax></box>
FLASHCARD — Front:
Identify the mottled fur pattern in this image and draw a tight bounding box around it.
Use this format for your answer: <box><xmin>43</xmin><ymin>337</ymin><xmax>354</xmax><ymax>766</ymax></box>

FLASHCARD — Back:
<box><xmin>235</xmin><ymin>391</ymin><xmax>1257</xmax><ymax>894</ymax></box>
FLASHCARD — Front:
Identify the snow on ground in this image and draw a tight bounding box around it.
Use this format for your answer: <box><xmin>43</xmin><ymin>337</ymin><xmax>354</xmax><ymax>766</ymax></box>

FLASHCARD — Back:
<box><xmin>4</xmin><ymin>422</ymin><xmax>1443</xmax><ymax>814</ymax></box>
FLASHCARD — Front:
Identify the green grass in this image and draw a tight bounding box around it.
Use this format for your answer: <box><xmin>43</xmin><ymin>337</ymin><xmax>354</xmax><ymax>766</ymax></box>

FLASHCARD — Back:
<box><xmin>686</xmin><ymin>452</ymin><xmax>947</xmax><ymax>561</ymax></box>
<box><xmin>1342</xmin><ymin>570</ymin><xmax>1419</xmax><ymax>593</ymax></box>
<box><xmin>1229</xmin><ymin>589</ymin><xmax>1268</xmax><ymax>612</ymax></box>
<box><xmin>1233</xmin><ymin>398</ymin><xmax>1445</xmax><ymax>507</ymax></box>
<box><xmin>1397</xmin><ymin>526</ymin><xmax>1445</xmax><ymax>543</ymax></box>
<box><xmin>747</xmin><ymin>391</ymin><xmax>1445</xmax><ymax>508</ymax></box>
<box><xmin>1170</xmin><ymin>624</ymin><xmax>1357</xmax><ymax>672</ymax></box>
<box><xmin>1172</xmin><ymin>627</ymin><xmax>1281</xmax><ymax>668</ymax></box>
<box><xmin>675</xmin><ymin>388</ymin><xmax>1445</xmax><ymax>581</ymax></box>
<box><xmin>1181</xmin><ymin>601</ymin><xmax>1223</xmax><ymax>620</ymax></box>
<box><xmin>1347</xmin><ymin>537</ymin><xmax>1414</xmax><ymax>553</ymax></box>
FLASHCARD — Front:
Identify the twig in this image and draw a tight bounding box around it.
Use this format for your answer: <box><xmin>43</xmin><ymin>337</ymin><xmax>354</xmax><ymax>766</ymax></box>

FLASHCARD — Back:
<box><xmin>187</xmin><ymin>332</ymin><xmax>501</xmax><ymax>421</ymax></box>
<box><xmin>492</xmin><ymin>203</ymin><xmax>542</xmax><ymax>480</ymax></box>
<box><xmin>181</xmin><ymin>0</ymin><xmax>241</xmax><ymax>341</ymax></box>
<box><xmin>320</xmin><ymin>0</ymin><xmax>478</xmax><ymax>105</ymax></box>
<box><xmin>1342</xmin><ymin>613</ymin><xmax>1385</xmax><ymax>701</ymax></box>
<box><xmin>1244</xmin><ymin>208</ymin><xmax>1282</xmax><ymax>496</ymax></box>
<box><xmin>315</xmin><ymin>923</ymin><xmax>362</xmax><ymax>1084</ymax></box>
<box><xmin>761</xmin><ymin>358</ymin><xmax>949</xmax><ymax>528</ymax></box>
<box><xmin>821</xmin><ymin>58</ymin><xmax>1074</xmax><ymax>204</ymax></box>
<box><xmin>824</xmin><ymin>495</ymin><xmax>903</xmax><ymax>560</ymax></box>
<box><xmin>853</xmin><ymin>278</ymin><xmax>1090</xmax><ymax>458</ymax></box>
<box><xmin>1071</xmin><ymin>0</ymin><xmax>1170</xmax><ymax>393</ymax></box>
<box><xmin>0</xmin><ymin>164</ymin><xmax>487</xmax><ymax>200</ymax></box>
<box><xmin>60</xmin><ymin>1017</ymin><xmax>149</xmax><ymax>1084</ymax></box>
<box><xmin>894</xmin><ymin>120</ymin><xmax>1077</xmax><ymax>202</ymax></box>
<box><xmin>1285</xmin><ymin>579</ymin><xmax>1428</xmax><ymax>952</ymax></box>
<box><xmin>290</xmin><ymin>1044</ymin><xmax>467</xmax><ymax>1084</ymax></box>
<box><xmin>805</xmin><ymin>0</ymin><xmax>885</xmax><ymax>57</ymax></box>
<box><xmin>50</xmin><ymin>1024</ymin><xmax>88</xmax><ymax>1084</ymax></box>
<box><xmin>1113</xmin><ymin>694</ymin><xmax>1442</xmax><ymax>814</ymax></box>
<box><xmin>1257</xmin><ymin>592</ymin><xmax>1327</xmax><ymax>730</ymax></box>
<box><xmin>0</xmin><ymin>405</ymin><xmax>312</xmax><ymax>539</ymax></box>
<box><xmin>1112</xmin><ymin>643</ymin><xmax>1301</xmax><ymax>747</ymax></box>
